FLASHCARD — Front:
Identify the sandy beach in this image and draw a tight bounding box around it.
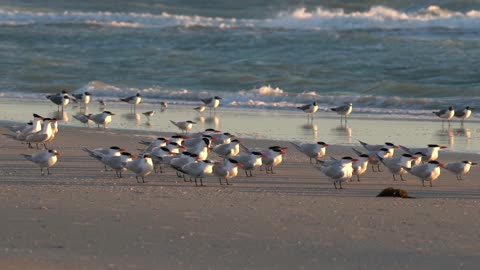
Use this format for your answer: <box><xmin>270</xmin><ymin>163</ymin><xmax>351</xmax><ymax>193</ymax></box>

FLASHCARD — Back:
<box><xmin>1</xmin><ymin>121</ymin><xmax>480</xmax><ymax>270</ymax></box>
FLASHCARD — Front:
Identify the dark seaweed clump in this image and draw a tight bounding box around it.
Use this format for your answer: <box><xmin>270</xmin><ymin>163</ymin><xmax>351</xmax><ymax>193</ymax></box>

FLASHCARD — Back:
<box><xmin>377</xmin><ymin>187</ymin><xmax>414</xmax><ymax>199</ymax></box>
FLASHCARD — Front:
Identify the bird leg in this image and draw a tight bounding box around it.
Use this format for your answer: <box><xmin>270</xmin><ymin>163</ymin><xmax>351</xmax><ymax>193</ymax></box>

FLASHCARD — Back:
<box><xmin>400</xmin><ymin>174</ymin><xmax>405</xmax><ymax>181</ymax></box>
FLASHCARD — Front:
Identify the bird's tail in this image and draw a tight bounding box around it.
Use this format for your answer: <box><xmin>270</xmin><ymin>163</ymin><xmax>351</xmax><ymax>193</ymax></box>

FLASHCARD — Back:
<box><xmin>290</xmin><ymin>142</ymin><xmax>302</xmax><ymax>152</ymax></box>
<box><xmin>351</xmin><ymin>148</ymin><xmax>363</xmax><ymax>156</ymax></box>
<box><xmin>169</xmin><ymin>120</ymin><xmax>178</xmax><ymax>127</ymax></box>
<box><xmin>81</xmin><ymin>147</ymin><xmax>103</xmax><ymax>161</ymax></box>
<box><xmin>331</xmin><ymin>108</ymin><xmax>337</xmax><ymax>112</ymax></box>
<box><xmin>239</xmin><ymin>143</ymin><xmax>250</xmax><ymax>154</ymax></box>
<box><xmin>21</xmin><ymin>154</ymin><xmax>33</xmax><ymax>162</ymax></box>
<box><xmin>399</xmin><ymin>145</ymin><xmax>411</xmax><ymax>154</ymax></box>
<box><xmin>358</xmin><ymin>140</ymin><xmax>369</xmax><ymax>149</ymax></box>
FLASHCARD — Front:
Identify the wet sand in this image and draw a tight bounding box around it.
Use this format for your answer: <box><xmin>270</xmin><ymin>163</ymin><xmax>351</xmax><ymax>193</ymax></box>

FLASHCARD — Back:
<box><xmin>1</xmin><ymin>122</ymin><xmax>480</xmax><ymax>269</ymax></box>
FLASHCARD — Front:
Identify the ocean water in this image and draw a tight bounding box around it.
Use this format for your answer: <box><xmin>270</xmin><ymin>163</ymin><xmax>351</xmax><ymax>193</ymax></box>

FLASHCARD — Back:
<box><xmin>1</xmin><ymin>0</ymin><xmax>480</xmax><ymax>116</ymax></box>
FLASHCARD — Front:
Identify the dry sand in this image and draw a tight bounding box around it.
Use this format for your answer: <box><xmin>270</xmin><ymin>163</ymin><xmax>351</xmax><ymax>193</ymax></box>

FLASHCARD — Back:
<box><xmin>1</xmin><ymin>123</ymin><xmax>480</xmax><ymax>270</ymax></box>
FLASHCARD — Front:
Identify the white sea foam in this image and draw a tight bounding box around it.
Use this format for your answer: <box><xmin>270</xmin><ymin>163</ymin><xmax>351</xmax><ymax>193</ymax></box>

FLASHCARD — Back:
<box><xmin>1</xmin><ymin>6</ymin><xmax>479</xmax><ymax>30</ymax></box>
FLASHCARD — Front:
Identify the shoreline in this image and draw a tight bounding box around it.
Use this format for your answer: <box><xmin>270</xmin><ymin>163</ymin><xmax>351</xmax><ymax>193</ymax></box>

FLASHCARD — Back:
<box><xmin>0</xmin><ymin>97</ymin><xmax>478</xmax><ymax>153</ymax></box>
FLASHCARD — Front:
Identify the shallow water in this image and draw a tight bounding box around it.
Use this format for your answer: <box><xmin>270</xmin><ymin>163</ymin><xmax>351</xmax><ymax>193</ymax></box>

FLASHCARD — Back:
<box><xmin>1</xmin><ymin>98</ymin><xmax>478</xmax><ymax>153</ymax></box>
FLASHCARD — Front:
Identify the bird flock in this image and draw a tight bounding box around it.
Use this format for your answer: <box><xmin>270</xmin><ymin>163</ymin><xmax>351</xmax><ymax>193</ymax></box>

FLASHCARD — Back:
<box><xmin>3</xmin><ymin>90</ymin><xmax>477</xmax><ymax>189</ymax></box>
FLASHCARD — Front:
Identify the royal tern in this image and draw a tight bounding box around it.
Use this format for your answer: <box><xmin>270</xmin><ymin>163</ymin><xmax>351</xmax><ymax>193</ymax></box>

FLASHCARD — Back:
<box><xmin>359</xmin><ymin>141</ymin><xmax>398</xmax><ymax>158</ymax></box>
<box><xmin>186</xmin><ymin>137</ymin><xmax>211</xmax><ymax>161</ymax></box>
<box><xmin>331</xmin><ymin>103</ymin><xmax>353</xmax><ymax>122</ymax></box>
<box><xmin>212</xmin><ymin>139</ymin><xmax>241</xmax><ymax>158</ymax></box>
<box><xmin>139</xmin><ymin>137</ymin><xmax>169</xmax><ymax>153</ymax></box>
<box><xmin>46</xmin><ymin>94</ymin><xmax>70</xmax><ymax>112</ymax></box>
<box><xmin>105</xmin><ymin>152</ymin><xmax>133</xmax><ymax>178</ymax></box>
<box><xmin>315</xmin><ymin>156</ymin><xmax>356</xmax><ymax>189</ymax></box>
<box><xmin>352</xmin><ymin>147</ymin><xmax>389</xmax><ymax>172</ymax></box>
<box><xmin>231</xmin><ymin>151</ymin><xmax>264</xmax><ymax>177</ymax></box>
<box><xmin>210</xmin><ymin>132</ymin><xmax>235</xmax><ymax>145</ymax></box>
<box><xmin>433</xmin><ymin>106</ymin><xmax>454</xmax><ymax>126</ymax></box>
<box><xmin>73</xmin><ymin>114</ymin><xmax>93</xmax><ymax>127</ymax></box>
<box><xmin>444</xmin><ymin>160</ymin><xmax>477</xmax><ymax>180</ymax></box>
<box><xmin>25</xmin><ymin>118</ymin><xmax>57</xmax><ymax>149</ymax></box>
<box><xmin>213</xmin><ymin>158</ymin><xmax>242</xmax><ymax>185</ymax></box>
<box><xmin>82</xmin><ymin>146</ymin><xmax>125</xmax><ymax>171</ymax></box>
<box><xmin>7</xmin><ymin>114</ymin><xmax>44</xmax><ymax>142</ymax></box>
<box><xmin>454</xmin><ymin>106</ymin><xmax>473</xmax><ymax>125</ymax></box>
<box><xmin>350</xmin><ymin>154</ymin><xmax>370</xmax><ymax>182</ymax></box>
<box><xmin>399</xmin><ymin>144</ymin><xmax>447</xmax><ymax>162</ymax></box>
<box><xmin>72</xmin><ymin>92</ymin><xmax>91</xmax><ymax>106</ymax></box>
<box><xmin>125</xmin><ymin>154</ymin><xmax>154</xmax><ymax>183</ymax></box>
<box><xmin>291</xmin><ymin>141</ymin><xmax>329</xmax><ymax>164</ymax></box>
<box><xmin>90</xmin><ymin>111</ymin><xmax>115</xmax><ymax>128</ymax></box>
<box><xmin>21</xmin><ymin>149</ymin><xmax>60</xmax><ymax>175</ymax></box>
<box><xmin>412</xmin><ymin>152</ymin><xmax>426</xmax><ymax>166</ymax></box>
<box><xmin>403</xmin><ymin>160</ymin><xmax>444</xmax><ymax>187</ymax></box>
<box><xmin>297</xmin><ymin>101</ymin><xmax>318</xmax><ymax>121</ymax></box>
<box><xmin>182</xmin><ymin>135</ymin><xmax>213</xmax><ymax>148</ymax></box>
<box><xmin>169</xmin><ymin>152</ymin><xmax>198</xmax><ymax>179</ymax></box>
<box><xmin>170</xmin><ymin>120</ymin><xmax>196</xmax><ymax>133</ymax></box>
<box><xmin>378</xmin><ymin>153</ymin><xmax>415</xmax><ymax>181</ymax></box>
<box><xmin>179</xmin><ymin>160</ymin><xmax>215</xmax><ymax>186</ymax></box>
<box><xmin>261</xmin><ymin>146</ymin><xmax>287</xmax><ymax>174</ymax></box>
<box><xmin>201</xmin><ymin>96</ymin><xmax>221</xmax><ymax>112</ymax></box>
<box><xmin>120</xmin><ymin>93</ymin><xmax>142</xmax><ymax>112</ymax></box>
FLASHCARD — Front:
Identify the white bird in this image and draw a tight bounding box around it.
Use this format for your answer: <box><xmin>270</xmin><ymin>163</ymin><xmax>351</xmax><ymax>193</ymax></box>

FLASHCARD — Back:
<box><xmin>180</xmin><ymin>160</ymin><xmax>215</xmax><ymax>186</ymax></box>
<box><xmin>186</xmin><ymin>137</ymin><xmax>211</xmax><ymax>161</ymax></box>
<box><xmin>444</xmin><ymin>160</ymin><xmax>477</xmax><ymax>180</ymax></box>
<box><xmin>139</xmin><ymin>137</ymin><xmax>169</xmax><ymax>153</ymax></box>
<box><xmin>46</xmin><ymin>90</ymin><xmax>70</xmax><ymax>111</ymax></box>
<box><xmin>90</xmin><ymin>111</ymin><xmax>115</xmax><ymax>128</ymax></box>
<box><xmin>231</xmin><ymin>151</ymin><xmax>264</xmax><ymax>177</ymax></box>
<box><xmin>412</xmin><ymin>152</ymin><xmax>426</xmax><ymax>166</ymax></box>
<box><xmin>105</xmin><ymin>152</ymin><xmax>133</xmax><ymax>178</ymax></box>
<box><xmin>125</xmin><ymin>154</ymin><xmax>154</xmax><ymax>183</ymax></box>
<box><xmin>378</xmin><ymin>153</ymin><xmax>415</xmax><ymax>181</ymax></box>
<box><xmin>315</xmin><ymin>156</ymin><xmax>356</xmax><ymax>189</ymax></box>
<box><xmin>210</xmin><ymin>132</ymin><xmax>235</xmax><ymax>145</ymax></box>
<box><xmin>120</xmin><ymin>93</ymin><xmax>142</xmax><ymax>112</ymax></box>
<box><xmin>72</xmin><ymin>92</ymin><xmax>91</xmax><ymax>106</ymax></box>
<box><xmin>261</xmin><ymin>146</ymin><xmax>287</xmax><ymax>174</ymax></box>
<box><xmin>142</xmin><ymin>111</ymin><xmax>155</xmax><ymax>121</ymax></box>
<box><xmin>433</xmin><ymin>106</ymin><xmax>454</xmax><ymax>126</ymax></box>
<box><xmin>8</xmin><ymin>114</ymin><xmax>44</xmax><ymax>142</ymax></box>
<box><xmin>359</xmin><ymin>141</ymin><xmax>398</xmax><ymax>158</ymax></box>
<box><xmin>454</xmin><ymin>106</ymin><xmax>473</xmax><ymax>125</ymax></box>
<box><xmin>73</xmin><ymin>114</ymin><xmax>93</xmax><ymax>127</ymax></box>
<box><xmin>331</xmin><ymin>103</ymin><xmax>353</xmax><ymax>122</ymax></box>
<box><xmin>352</xmin><ymin>147</ymin><xmax>389</xmax><ymax>172</ymax></box>
<box><xmin>169</xmin><ymin>152</ymin><xmax>198</xmax><ymax>179</ymax></box>
<box><xmin>291</xmin><ymin>141</ymin><xmax>329</xmax><ymax>164</ymax></box>
<box><xmin>194</xmin><ymin>106</ymin><xmax>206</xmax><ymax>113</ymax></box>
<box><xmin>213</xmin><ymin>158</ymin><xmax>242</xmax><ymax>185</ymax></box>
<box><xmin>170</xmin><ymin>120</ymin><xmax>196</xmax><ymax>133</ymax></box>
<box><xmin>297</xmin><ymin>101</ymin><xmax>318</xmax><ymax>121</ymax></box>
<box><xmin>82</xmin><ymin>146</ymin><xmax>126</xmax><ymax>171</ymax></box>
<box><xmin>403</xmin><ymin>160</ymin><xmax>444</xmax><ymax>187</ymax></box>
<box><xmin>351</xmin><ymin>154</ymin><xmax>371</xmax><ymax>182</ymax></box>
<box><xmin>21</xmin><ymin>149</ymin><xmax>60</xmax><ymax>175</ymax></box>
<box><xmin>50</xmin><ymin>94</ymin><xmax>70</xmax><ymax>111</ymax></box>
<box><xmin>399</xmin><ymin>144</ymin><xmax>447</xmax><ymax>162</ymax></box>
<box><xmin>201</xmin><ymin>96</ymin><xmax>221</xmax><ymax>112</ymax></box>
<box><xmin>160</xmin><ymin>101</ymin><xmax>168</xmax><ymax>111</ymax></box>
<box><xmin>25</xmin><ymin>118</ymin><xmax>57</xmax><ymax>149</ymax></box>
<box><xmin>212</xmin><ymin>139</ymin><xmax>241</xmax><ymax>158</ymax></box>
